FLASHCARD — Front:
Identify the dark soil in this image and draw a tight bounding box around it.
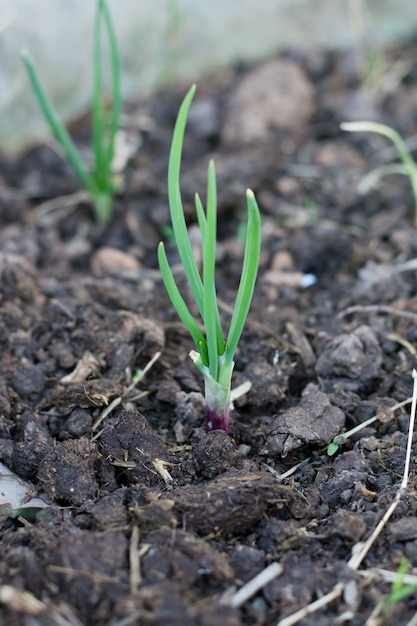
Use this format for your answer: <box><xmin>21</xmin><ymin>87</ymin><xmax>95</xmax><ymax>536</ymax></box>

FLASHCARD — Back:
<box><xmin>2</xmin><ymin>42</ymin><xmax>417</xmax><ymax>625</ymax></box>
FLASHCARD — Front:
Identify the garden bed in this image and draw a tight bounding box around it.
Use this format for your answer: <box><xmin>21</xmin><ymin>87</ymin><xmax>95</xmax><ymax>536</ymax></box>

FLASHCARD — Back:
<box><xmin>1</xmin><ymin>41</ymin><xmax>417</xmax><ymax>625</ymax></box>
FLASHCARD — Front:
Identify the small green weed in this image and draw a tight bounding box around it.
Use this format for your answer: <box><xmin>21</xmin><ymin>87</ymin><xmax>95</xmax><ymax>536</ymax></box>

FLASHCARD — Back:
<box><xmin>379</xmin><ymin>558</ymin><xmax>417</xmax><ymax>622</ymax></box>
<box><xmin>341</xmin><ymin>121</ymin><xmax>417</xmax><ymax>223</ymax></box>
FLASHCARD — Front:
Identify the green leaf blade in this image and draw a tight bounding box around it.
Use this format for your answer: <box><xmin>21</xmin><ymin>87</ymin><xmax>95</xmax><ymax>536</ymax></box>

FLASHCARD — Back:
<box><xmin>203</xmin><ymin>161</ymin><xmax>222</xmax><ymax>379</ymax></box>
<box><xmin>225</xmin><ymin>189</ymin><xmax>261</xmax><ymax>363</ymax></box>
<box><xmin>158</xmin><ymin>242</ymin><xmax>206</xmax><ymax>349</ymax></box>
<box><xmin>168</xmin><ymin>85</ymin><xmax>205</xmax><ymax>318</ymax></box>
<box><xmin>21</xmin><ymin>49</ymin><xmax>94</xmax><ymax>195</ymax></box>
<box><xmin>100</xmin><ymin>0</ymin><xmax>121</xmax><ymax>170</ymax></box>
<box><xmin>92</xmin><ymin>0</ymin><xmax>106</xmax><ymax>188</ymax></box>
<box><xmin>194</xmin><ymin>193</ymin><xmax>207</xmax><ymax>245</ymax></box>
<box><xmin>341</xmin><ymin>120</ymin><xmax>417</xmax><ymax>224</ymax></box>
<box><xmin>91</xmin><ymin>0</ymin><xmax>120</xmax><ymax>222</ymax></box>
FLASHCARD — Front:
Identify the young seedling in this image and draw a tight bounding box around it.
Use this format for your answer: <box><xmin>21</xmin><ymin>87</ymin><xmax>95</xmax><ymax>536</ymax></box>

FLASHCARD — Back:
<box><xmin>381</xmin><ymin>558</ymin><xmax>417</xmax><ymax>621</ymax></box>
<box><xmin>21</xmin><ymin>0</ymin><xmax>121</xmax><ymax>225</ymax></box>
<box><xmin>341</xmin><ymin>121</ymin><xmax>417</xmax><ymax>223</ymax></box>
<box><xmin>158</xmin><ymin>85</ymin><xmax>261</xmax><ymax>434</ymax></box>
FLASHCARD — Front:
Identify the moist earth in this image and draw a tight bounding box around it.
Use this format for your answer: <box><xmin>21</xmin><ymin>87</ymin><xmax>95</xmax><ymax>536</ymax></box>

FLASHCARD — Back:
<box><xmin>2</xmin><ymin>43</ymin><xmax>417</xmax><ymax>625</ymax></box>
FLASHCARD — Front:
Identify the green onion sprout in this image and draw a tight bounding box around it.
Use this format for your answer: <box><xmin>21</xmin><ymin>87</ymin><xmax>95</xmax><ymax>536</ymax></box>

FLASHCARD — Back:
<box><xmin>158</xmin><ymin>85</ymin><xmax>261</xmax><ymax>434</ymax></box>
<box><xmin>21</xmin><ymin>0</ymin><xmax>121</xmax><ymax>225</ymax></box>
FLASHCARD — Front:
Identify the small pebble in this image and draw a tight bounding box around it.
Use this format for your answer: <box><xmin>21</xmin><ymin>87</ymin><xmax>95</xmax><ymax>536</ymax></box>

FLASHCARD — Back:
<box><xmin>90</xmin><ymin>246</ymin><xmax>140</xmax><ymax>277</ymax></box>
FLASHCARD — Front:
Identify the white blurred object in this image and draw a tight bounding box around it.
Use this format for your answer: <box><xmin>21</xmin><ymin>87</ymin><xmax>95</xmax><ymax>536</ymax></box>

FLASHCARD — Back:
<box><xmin>0</xmin><ymin>461</ymin><xmax>47</xmax><ymax>519</ymax></box>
